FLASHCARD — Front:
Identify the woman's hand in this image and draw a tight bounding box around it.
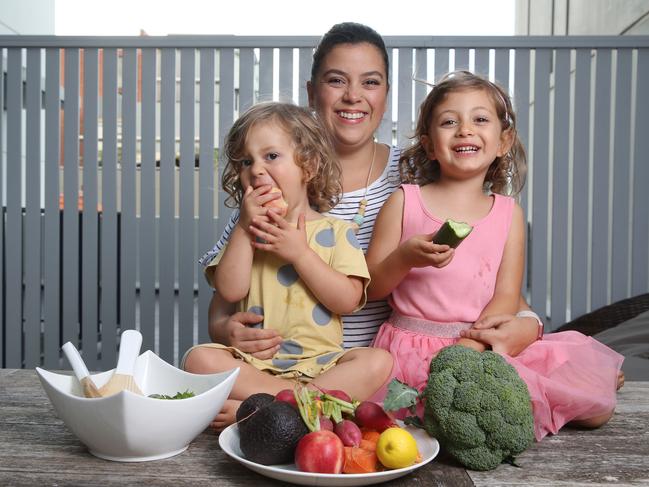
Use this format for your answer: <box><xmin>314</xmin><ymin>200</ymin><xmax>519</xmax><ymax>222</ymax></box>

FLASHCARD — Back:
<box><xmin>249</xmin><ymin>212</ymin><xmax>310</xmax><ymax>262</ymax></box>
<box><xmin>222</xmin><ymin>311</ymin><xmax>283</xmax><ymax>359</ymax></box>
<box><xmin>460</xmin><ymin>314</ymin><xmax>539</xmax><ymax>356</ymax></box>
<box><xmin>399</xmin><ymin>234</ymin><xmax>454</xmax><ymax>269</ymax></box>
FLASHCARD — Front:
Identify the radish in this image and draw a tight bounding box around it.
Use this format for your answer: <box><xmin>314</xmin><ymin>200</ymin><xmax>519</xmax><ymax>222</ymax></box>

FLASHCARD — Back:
<box><xmin>354</xmin><ymin>401</ymin><xmax>395</xmax><ymax>432</ymax></box>
<box><xmin>334</xmin><ymin>419</ymin><xmax>362</xmax><ymax>447</ymax></box>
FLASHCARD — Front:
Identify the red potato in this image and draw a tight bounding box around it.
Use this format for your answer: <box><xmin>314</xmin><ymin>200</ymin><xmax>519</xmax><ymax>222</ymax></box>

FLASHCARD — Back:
<box><xmin>334</xmin><ymin>419</ymin><xmax>362</xmax><ymax>447</ymax></box>
<box><xmin>275</xmin><ymin>389</ymin><xmax>298</xmax><ymax>409</ymax></box>
<box><xmin>354</xmin><ymin>401</ymin><xmax>395</xmax><ymax>432</ymax></box>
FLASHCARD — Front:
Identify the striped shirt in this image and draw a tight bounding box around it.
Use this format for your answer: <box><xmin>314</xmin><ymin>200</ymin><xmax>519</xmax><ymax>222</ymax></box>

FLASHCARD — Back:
<box><xmin>199</xmin><ymin>145</ymin><xmax>402</xmax><ymax>348</ymax></box>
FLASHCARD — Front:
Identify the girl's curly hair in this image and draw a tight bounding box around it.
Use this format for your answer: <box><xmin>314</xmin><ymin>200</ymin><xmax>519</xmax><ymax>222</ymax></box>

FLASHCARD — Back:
<box><xmin>221</xmin><ymin>102</ymin><xmax>342</xmax><ymax>212</ymax></box>
<box><xmin>399</xmin><ymin>71</ymin><xmax>527</xmax><ymax>196</ymax></box>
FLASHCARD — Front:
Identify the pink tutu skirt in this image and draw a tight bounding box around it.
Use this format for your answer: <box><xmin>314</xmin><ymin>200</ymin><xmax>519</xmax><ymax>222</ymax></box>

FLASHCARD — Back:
<box><xmin>372</xmin><ymin>314</ymin><xmax>624</xmax><ymax>441</ymax></box>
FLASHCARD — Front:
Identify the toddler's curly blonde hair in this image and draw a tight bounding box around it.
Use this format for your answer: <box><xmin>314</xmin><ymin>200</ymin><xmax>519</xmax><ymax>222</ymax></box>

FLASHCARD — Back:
<box><xmin>222</xmin><ymin>102</ymin><xmax>341</xmax><ymax>212</ymax></box>
<box><xmin>400</xmin><ymin>71</ymin><xmax>527</xmax><ymax>196</ymax></box>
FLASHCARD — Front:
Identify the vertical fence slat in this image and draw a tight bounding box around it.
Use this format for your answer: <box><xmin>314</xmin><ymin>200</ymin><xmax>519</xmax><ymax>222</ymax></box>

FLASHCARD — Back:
<box><xmin>455</xmin><ymin>48</ymin><xmax>469</xmax><ymax>70</ymax></box>
<box><xmin>530</xmin><ymin>49</ymin><xmax>551</xmax><ymax>317</ymax></box>
<box><xmin>63</xmin><ymin>49</ymin><xmax>80</xmax><ymax>348</ymax></box>
<box><xmin>611</xmin><ymin>49</ymin><xmax>633</xmax><ymax>302</ymax></box>
<box><xmin>397</xmin><ymin>48</ymin><xmax>413</xmax><ymax>149</ymax></box>
<box><xmin>378</xmin><ymin>49</ymin><xmax>393</xmax><ymax>144</ymax></box>
<box><xmin>514</xmin><ymin>49</ymin><xmax>531</xmax><ymax>297</ymax></box>
<box><xmin>259</xmin><ymin>47</ymin><xmax>273</xmax><ymax>101</ymax></box>
<box><xmin>475</xmin><ymin>48</ymin><xmax>489</xmax><ymax>76</ymax></box>
<box><xmin>24</xmin><ymin>48</ymin><xmax>42</xmax><ymax>367</ymax></box>
<box><xmin>139</xmin><ymin>48</ymin><xmax>156</xmax><ymax>354</ymax></box>
<box><xmin>414</xmin><ymin>48</ymin><xmax>428</xmax><ymax>111</ymax></box>
<box><xmin>434</xmin><ymin>48</ymin><xmax>449</xmax><ymax>81</ymax></box>
<box><xmin>178</xmin><ymin>48</ymin><xmax>196</xmax><ymax>361</ymax></box>
<box><xmin>158</xmin><ymin>47</ymin><xmax>176</xmax><ymax>363</ymax></box>
<box><xmin>5</xmin><ymin>48</ymin><xmax>22</xmax><ymax>367</ymax></box>
<box><xmin>570</xmin><ymin>49</ymin><xmax>592</xmax><ymax>320</ymax></box>
<box><xmin>43</xmin><ymin>48</ymin><xmax>61</xmax><ymax>369</ymax></box>
<box><xmin>591</xmin><ymin>49</ymin><xmax>612</xmax><ymax>311</ymax></box>
<box><xmin>121</xmin><ymin>48</ymin><xmax>138</xmax><ymax>335</ymax></box>
<box><xmin>198</xmin><ymin>48</ymin><xmax>216</xmax><ymax>345</ymax></box>
<box><xmin>550</xmin><ymin>49</ymin><xmax>571</xmax><ymax>328</ymax></box>
<box><xmin>239</xmin><ymin>48</ymin><xmax>254</xmax><ymax>112</ymax></box>
<box><xmin>216</xmin><ymin>48</ymin><xmax>235</xmax><ymax>243</ymax></box>
<box><xmin>279</xmin><ymin>47</ymin><xmax>292</xmax><ymax>101</ymax></box>
<box><xmin>81</xmin><ymin>48</ymin><xmax>100</xmax><ymax>369</ymax></box>
<box><xmin>494</xmin><ymin>49</ymin><xmax>510</xmax><ymax>90</ymax></box>
<box><xmin>632</xmin><ymin>48</ymin><xmax>649</xmax><ymax>294</ymax></box>
<box><xmin>100</xmin><ymin>48</ymin><xmax>119</xmax><ymax>368</ymax></box>
<box><xmin>299</xmin><ymin>47</ymin><xmax>311</xmax><ymax>108</ymax></box>
<box><xmin>0</xmin><ymin>49</ymin><xmax>4</xmax><ymax>367</ymax></box>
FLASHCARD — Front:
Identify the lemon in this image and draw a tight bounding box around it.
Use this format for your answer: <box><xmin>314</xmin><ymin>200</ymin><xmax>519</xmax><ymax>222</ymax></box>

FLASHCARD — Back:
<box><xmin>375</xmin><ymin>427</ymin><xmax>418</xmax><ymax>469</ymax></box>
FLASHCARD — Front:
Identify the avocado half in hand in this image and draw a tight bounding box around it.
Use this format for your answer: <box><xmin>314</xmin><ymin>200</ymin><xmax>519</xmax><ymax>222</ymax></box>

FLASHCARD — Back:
<box><xmin>432</xmin><ymin>219</ymin><xmax>473</xmax><ymax>248</ymax></box>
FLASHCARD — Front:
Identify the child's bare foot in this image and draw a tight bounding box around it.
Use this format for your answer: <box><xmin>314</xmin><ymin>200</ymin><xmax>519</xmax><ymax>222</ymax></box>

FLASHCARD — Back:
<box><xmin>617</xmin><ymin>370</ymin><xmax>625</xmax><ymax>390</ymax></box>
<box><xmin>210</xmin><ymin>399</ymin><xmax>242</xmax><ymax>432</ymax></box>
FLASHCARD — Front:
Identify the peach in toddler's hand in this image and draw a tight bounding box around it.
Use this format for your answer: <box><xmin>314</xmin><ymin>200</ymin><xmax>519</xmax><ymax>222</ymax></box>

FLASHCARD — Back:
<box><xmin>264</xmin><ymin>187</ymin><xmax>288</xmax><ymax>217</ymax></box>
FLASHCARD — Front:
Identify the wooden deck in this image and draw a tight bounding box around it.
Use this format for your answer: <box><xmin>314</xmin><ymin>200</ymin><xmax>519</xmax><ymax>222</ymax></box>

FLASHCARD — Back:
<box><xmin>1</xmin><ymin>369</ymin><xmax>647</xmax><ymax>486</ymax></box>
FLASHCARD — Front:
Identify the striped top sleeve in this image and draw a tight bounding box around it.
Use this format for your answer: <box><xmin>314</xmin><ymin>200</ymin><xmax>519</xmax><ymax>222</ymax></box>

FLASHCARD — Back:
<box><xmin>198</xmin><ymin>145</ymin><xmax>403</xmax><ymax>348</ymax></box>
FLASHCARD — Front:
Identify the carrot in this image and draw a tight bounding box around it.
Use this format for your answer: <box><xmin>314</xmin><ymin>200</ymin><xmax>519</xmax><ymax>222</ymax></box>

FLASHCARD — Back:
<box><xmin>359</xmin><ymin>439</ymin><xmax>377</xmax><ymax>452</ymax></box>
<box><xmin>343</xmin><ymin>446</ymin><xmax>379</xmax><ymax>474</ymax></box>
<box><xmin>362</xmin><ymin>430</ymin><xmax>380</xmax><ymax>443</ymax></box>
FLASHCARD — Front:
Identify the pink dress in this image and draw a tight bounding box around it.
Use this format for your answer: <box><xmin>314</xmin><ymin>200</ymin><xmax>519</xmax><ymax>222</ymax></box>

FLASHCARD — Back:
<box><xmin>373</xmin><ymin>184</ymin><xmax>623</xmax><ymax>440</ymax></box>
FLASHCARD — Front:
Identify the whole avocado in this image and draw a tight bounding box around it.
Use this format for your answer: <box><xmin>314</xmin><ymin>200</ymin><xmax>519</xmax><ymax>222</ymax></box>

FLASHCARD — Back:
<box><xmin>239</xmin><ymin>400</ymin><xmax>309</xmax><ymax>465</ymax></box>
<box><xmin>236</xmin><ymin>392</ymin><xmax>275</xmax><ymax>424</ymax></box>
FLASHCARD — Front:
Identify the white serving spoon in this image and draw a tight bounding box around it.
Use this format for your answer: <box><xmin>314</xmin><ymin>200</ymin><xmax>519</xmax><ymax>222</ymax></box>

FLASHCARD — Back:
<box><xmin>98</xmin><ymin>329</ymin><xmax>143</xmax><ymax>397</ymax></box>
<box><xmin>62</xmin><ymin>341</ymin><xmax>102</xmax><ymax>398</ymax></box>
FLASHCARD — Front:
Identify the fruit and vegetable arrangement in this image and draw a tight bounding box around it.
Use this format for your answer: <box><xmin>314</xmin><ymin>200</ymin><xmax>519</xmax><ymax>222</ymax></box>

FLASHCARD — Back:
<box><xmin>236</xmin><ymin>386</ymin><xmax>422</xmax><ymax>474</ymax></box>
<box><xmin>383</xmin><ymin>345</ymin><xmax>535</xmax><ymax>471</ymax></box>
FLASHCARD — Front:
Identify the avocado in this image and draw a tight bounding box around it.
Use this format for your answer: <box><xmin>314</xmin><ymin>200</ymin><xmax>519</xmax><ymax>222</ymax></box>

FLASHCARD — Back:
<box><xmin>239</xmin><ymin>400</ymin><xmax>309</xmax><ymax>465</ymax></box>
<box><xmin>236</xmin><ymin>392</ymin><xmax>275</xmax><ymax>424</ymax></box>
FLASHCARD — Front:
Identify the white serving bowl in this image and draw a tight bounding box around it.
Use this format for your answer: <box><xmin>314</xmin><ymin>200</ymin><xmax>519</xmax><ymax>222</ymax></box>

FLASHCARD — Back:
<box><xmin>36</xmin><ymin>350</ymin><xmax>239</xmax><ymax>462</ymax></box>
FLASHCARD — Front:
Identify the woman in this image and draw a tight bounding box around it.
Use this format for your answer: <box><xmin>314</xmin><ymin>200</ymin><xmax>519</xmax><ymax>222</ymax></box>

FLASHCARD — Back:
<box><xmin>188</xmin><ymin>21</ymin><xmax>541</xmax><ymax>387</ymax></box>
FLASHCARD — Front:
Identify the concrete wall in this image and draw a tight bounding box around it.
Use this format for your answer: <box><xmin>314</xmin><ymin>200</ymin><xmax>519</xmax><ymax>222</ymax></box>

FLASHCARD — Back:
<box><xmin>516</xmin><ymin>0</ymin><xmax>649</xmax><ymax>34</ymax></box>
<box><xmin>0</xmin><ymin>0</ymin><xmax>55</xmax><ymax>35</ymax></box>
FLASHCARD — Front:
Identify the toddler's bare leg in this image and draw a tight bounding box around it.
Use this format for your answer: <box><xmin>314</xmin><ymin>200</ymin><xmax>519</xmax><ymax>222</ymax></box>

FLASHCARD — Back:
<box><xmin>311</xmin><ymin>348</ymin><xmax>393</xmax><ymax>401</ymax></box>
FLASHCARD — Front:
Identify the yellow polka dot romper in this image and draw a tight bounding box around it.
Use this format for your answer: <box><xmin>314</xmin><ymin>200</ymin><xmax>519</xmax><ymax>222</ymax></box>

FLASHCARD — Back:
<box><xmin>207</xmin><ymin>216</ymin><xmax>369</xmax><ymax>380</ymax></box>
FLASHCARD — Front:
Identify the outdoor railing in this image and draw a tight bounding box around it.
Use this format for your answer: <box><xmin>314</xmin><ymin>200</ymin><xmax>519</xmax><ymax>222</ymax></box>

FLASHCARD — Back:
<box><xmin>1</xmin><ymin>35</ymin><xmax>648</xmax><ymax>369</ymax></box>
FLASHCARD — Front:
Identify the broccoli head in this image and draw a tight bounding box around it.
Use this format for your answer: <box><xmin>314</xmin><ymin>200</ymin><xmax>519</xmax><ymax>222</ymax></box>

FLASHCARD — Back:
<box><xmin>422</xmin><ymin>345</ymin><xmax>535</xmax><ymax>471</ymax></box>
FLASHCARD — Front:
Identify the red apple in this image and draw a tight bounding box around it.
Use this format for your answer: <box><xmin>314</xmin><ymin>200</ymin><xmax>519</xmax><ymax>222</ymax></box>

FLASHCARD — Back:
<box><xmin>294</xmin><ymin>430</ymin><xmax>344</xmax><ymax>474</ymax></box>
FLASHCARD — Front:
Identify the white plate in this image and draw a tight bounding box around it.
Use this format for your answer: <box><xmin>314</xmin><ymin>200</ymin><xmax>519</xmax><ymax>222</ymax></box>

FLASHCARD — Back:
<box><xmin>218</xmin><ymin>422</ymin><xmax>439</xmax><ymax>487</ymax></box>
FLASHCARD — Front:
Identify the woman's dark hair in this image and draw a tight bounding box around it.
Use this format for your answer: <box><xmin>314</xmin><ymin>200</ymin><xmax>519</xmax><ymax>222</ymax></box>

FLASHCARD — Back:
<box><xmin>311</xmin><ymin>22</ymin><xmax>390</xmax><ymax>83</ymax></box>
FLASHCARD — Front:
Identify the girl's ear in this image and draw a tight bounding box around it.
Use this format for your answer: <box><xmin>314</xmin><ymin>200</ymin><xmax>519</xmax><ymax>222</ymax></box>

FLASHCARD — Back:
<box><xmin>497</xmin><ymin>128</ymin><xmax>515</xmax><ymax>157</ymax></box>
<box><xmin>302</xmin><ymin>159</ymin><xmax>317</xmax><ymax>183</ymax></box>
<box><xmin>421</xmin><ymin>134</ymin><xmax>435</xmax><ymax>160</ymax></box>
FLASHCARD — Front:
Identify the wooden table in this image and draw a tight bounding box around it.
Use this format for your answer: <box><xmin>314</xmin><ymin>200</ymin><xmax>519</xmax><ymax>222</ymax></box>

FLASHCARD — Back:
<box><xmin>1</xmin><ymin>369</ymin><xmax>647</xmax><ymax>486</ymax></box>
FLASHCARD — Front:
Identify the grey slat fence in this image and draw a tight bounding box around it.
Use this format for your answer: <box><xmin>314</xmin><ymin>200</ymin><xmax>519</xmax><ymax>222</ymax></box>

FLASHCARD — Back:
<box><xmin>1</xmin><ymin>35</ymin><xmax>648</xmax><ymax>369</ymax></box>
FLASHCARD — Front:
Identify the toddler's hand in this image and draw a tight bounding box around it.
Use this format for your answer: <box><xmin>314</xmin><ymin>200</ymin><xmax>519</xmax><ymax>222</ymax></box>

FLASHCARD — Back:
<box><xmin>399</xmin><ymin>234</ymin><xmax>454</xmax><ymax>269</ymax></box>
<box><xmin>249</xmin><ymin>211</ymin><xmax>309</xmax><ymax>262</ymax></box>
<box><xmin>238</xmin><ymin>185</ymin><xmax>283</xmax><ymax>234</ymax></box>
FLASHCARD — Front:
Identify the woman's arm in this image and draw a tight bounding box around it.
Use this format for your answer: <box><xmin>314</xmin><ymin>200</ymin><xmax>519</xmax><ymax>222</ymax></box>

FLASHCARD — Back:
<box><xmin>366</xmin><ymin>189</ymin><xmax>454</xmax><ymax>300</ymax></box>
<box><xmin>208</xmin><ymin>289</ymin><xmax>283</xmax><ymax>358</ymax></box>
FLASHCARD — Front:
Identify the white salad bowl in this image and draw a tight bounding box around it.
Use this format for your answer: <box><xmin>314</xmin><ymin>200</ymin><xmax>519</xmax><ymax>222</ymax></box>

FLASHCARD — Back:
<box><xmin>36</xmin><ymin>350</ymin><xmax>239</xmax><ymax>462</ymax></box>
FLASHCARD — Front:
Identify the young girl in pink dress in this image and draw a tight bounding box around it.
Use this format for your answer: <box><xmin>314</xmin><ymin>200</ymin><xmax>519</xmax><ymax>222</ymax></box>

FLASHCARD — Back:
<box><xmin>367</xmin><ymin>71</ymin><xmax>623</xmax><ymax>440</ymax></box>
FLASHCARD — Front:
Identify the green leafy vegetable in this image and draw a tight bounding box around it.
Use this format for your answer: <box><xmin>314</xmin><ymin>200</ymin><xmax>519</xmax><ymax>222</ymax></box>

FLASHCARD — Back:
<box><xmin>148</xmin><ymin>390</ymin><xmax>195</xmax><ymax>400</ymax></box>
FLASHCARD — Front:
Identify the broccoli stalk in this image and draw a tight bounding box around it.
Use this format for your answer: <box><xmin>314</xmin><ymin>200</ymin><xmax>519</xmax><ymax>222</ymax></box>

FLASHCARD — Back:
<box><xmin>383</xmin><ymin>345</ymin><xmax>535</xmax><ymax>471</ymax></box>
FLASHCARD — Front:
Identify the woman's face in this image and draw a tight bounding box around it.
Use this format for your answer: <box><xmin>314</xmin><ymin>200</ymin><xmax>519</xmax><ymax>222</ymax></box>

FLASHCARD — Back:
<box><xmin>307</xmin><ymin>42</ymin><xmax>389</xmax><ymax>152</ymax></box>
